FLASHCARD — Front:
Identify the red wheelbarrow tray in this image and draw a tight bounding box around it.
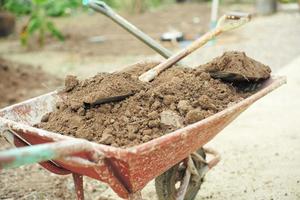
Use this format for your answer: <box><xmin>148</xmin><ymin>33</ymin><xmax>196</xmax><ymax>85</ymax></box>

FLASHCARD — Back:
<box><xmin>0</xmin><ymin>71</ymin><xmax>286</xmax><ymax>199</ymax></box>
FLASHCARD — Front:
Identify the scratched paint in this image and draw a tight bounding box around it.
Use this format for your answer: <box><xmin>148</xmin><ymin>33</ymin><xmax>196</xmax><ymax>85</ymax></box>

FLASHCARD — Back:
<box><xmin>0</xmin><ymin>146</ymin><xmax>55</xmax><ymax>169</ymax></box>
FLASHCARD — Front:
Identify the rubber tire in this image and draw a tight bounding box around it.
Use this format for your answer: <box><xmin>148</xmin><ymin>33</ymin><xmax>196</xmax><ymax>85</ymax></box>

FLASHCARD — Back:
<box><xmin>155</xmin><ymin>148</ymin><xmax>206</xmax><ymax>200</ymax></box>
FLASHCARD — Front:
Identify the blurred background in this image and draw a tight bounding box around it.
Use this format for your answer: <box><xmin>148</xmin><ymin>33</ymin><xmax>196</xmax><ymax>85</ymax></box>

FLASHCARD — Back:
<box><xmin>0</xmin><ymin>0</ymin><xmax>299</xmax><ymax>79</ymax></box>
<box><xmin>0</xmin><ymin>0</ymin><xmax>300</xmax><ymax>199</ymax></box>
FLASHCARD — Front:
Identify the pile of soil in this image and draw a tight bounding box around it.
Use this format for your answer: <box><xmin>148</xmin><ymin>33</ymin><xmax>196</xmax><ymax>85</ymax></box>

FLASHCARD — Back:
<box><xmin>202</xmin><ymin>51</ymin><xmax>271</xmax><ymax>81</ymax></box>
<box><xmin>36</xmin><ymin>52</ymin><xmax>270</xmax><ymax>148</ymax></box>
<box><xmin>63</xmin><ymin>73</ymin><xmax>146</xmax><ymax>110</ymax></box>
<box><xmin>0</xmin><ymin>57</ymin><xmax>61</xmax><ymax>108</ymax></box>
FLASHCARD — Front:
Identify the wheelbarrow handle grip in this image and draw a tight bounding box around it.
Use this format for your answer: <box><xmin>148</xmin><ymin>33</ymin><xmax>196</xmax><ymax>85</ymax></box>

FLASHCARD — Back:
<box><xmin>0</xmin><ymin>135</ymin><xmax>103</xmax><ymax>170</ymax></box>
<box><xmin>84</xmin><ymin>0</ymin><xmax>174</xmax><ymax>60</ymax></box>
<box><xmin>139</xmin><ymin>13</ymin><xmax>250</xmax><ymax>82</ymax></box>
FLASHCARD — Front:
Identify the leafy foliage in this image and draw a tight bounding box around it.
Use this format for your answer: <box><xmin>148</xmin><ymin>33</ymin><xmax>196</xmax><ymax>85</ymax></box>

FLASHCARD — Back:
<box><xmin>1</xmin><ymin>0</ymin><xmax>174</xmax><ymax>46</ymax></box>
<box><xmin>2</xmin><ymin>0</ymin><xmax>32</xmax><ymax>15</ymax></box>
<box><xmin>1</xmin><ymin>0</ymin><xmax>174</xmax><ymax>15</ymax></box>
<box><xmin>18</xmin><ymin>0</ymin><xmax>66</xmax><ymax>46</ymax></box>
<box><xmin>44</xmin><ymin>0</ymin><xmax>81</xmax><ymax>16</ymax></box>
<box><xmin>2</xmin><ymin>0</ymin><xmax>82</xmax><ymax>16</ymax></box>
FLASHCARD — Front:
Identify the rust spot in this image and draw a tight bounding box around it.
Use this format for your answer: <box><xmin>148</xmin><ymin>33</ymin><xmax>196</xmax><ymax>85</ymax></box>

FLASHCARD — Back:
<box><xmin>12</xmin><ymin>104</ymin><xmax>32</xmax><ymax>116</ymax></box>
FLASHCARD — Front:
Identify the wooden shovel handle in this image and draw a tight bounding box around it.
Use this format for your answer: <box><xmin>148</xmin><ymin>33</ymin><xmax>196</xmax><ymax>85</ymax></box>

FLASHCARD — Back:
<box><xmin>139</xmin><ymin>13</ymin><xmax>250</xmax><ymax>82</ymax></box>
<box><xmin>139</xmin><ymin>28</ymin><xmax>222</xmax><ymax>82</ymax></box>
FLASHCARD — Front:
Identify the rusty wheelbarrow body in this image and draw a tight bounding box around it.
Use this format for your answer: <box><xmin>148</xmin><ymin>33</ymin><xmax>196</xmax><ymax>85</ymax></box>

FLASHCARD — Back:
<box><xmin>0</xmin><ymin>62</ymin><xmax>286</xmax><ymax>199</ymax></box>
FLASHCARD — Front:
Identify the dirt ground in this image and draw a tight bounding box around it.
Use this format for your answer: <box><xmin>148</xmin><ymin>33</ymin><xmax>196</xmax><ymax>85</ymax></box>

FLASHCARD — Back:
<box><xmin>1</xmin><ymin>2</ymin><xmax>300</xmax><ymax>200</ymax></box>
<box><xmin>2</xmin><ymin>3</ymin><xmax>213</xmax><ymax>56</ymax></box>
<box><xmin>0</xmin><ymin>57</ymin><xmax>61</xmax><ymax>108</ymax></box>
<box><xmin>0</xmin><ymin>2</ymin><xmax>249</xmax><ymax>79</ymax></box>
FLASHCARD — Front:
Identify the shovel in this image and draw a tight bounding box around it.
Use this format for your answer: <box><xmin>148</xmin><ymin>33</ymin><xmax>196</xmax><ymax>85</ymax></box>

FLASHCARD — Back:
<box><xmin>83</xmin><ymin>0</ymin><xmax>174</xmax><ymax>60</ymax></box>
<box><xmin>139</xmin><ymin>13</ymin><xmax>251</xmax><ymax>82</ymax></box>
<box><xmin>84</xmin><ymin>1</ymin><xmax>263</xmax><ymax>84</ymax></box>
<box><xmin>82</xmin><ymin>13</ymin><xmax>250</xmax><ymax>108</ymax></box>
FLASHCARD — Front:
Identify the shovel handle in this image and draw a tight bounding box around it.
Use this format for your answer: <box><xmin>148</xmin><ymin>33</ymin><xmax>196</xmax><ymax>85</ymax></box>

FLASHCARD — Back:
<box><xmin>139</xmin><ymin>13</ymin><xmax>251</xmax><ymax>82</ymax></box>
<box><xmin>84</xmin><ymin>0</ymin><xmax>174</xmax><ymax>59</ymax></box>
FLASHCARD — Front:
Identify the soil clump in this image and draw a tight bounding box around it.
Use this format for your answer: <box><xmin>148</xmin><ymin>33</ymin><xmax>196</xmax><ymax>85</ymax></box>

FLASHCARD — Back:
<box><xmin>36</xmin><ymin>52</ymin><xmax>271</xmax><ymax>148</ymax></box>
<box><xmin>202</xmin><ymin>51</ymin><xmax>271</xmax><ymax>81</ymax></box>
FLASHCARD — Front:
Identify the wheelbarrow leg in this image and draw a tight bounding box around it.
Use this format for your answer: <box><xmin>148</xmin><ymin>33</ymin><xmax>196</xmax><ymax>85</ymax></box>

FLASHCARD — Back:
<box><xmin>128</xmin><ymin>191</ymin><xmax>143</xmax><ymax>200</ymax></box>
<box><xmin>72</xmin><ymin>173</ymin><xmax>85</xmax><ymax>200</ymax></box>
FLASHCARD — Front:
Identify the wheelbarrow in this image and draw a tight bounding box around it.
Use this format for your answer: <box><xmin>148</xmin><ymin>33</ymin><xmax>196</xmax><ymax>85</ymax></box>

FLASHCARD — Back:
<box><xmin>0</xmin><ymin>60</ymin><xmax>286</xmax><ymax>199</ymax></box>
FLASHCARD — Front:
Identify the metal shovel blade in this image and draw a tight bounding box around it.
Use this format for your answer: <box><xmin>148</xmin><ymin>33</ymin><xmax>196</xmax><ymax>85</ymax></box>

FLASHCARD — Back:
<box><xmin>83</xmin><ymin>93</ymin><xmax>133</xmax><ymax>109</ymax></box>
<box><xmin>209</xmin><ymin>71</ymin><xmax>265</xmax><ymax>82</ymax></box>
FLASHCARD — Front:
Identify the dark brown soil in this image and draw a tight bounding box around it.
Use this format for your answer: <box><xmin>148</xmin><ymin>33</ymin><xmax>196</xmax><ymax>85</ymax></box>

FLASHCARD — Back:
<box><xmin>0</xmin><ymin>57</ymin><xmax>61</xmax><ymax>108</ymax></box>
<box><xmin>202</xmin><ymin>51</ymin><xmax>271</xmax><ymax>81</ymax></box>
<box><xmin>62</xmin><ymin>73</ymin><xmax>147</xmax><ymax>110</ymax></box>
<box><xmin>36</xmin><ymin>52</ymin><xmax>269</xmax><ymax>148</ymax></box>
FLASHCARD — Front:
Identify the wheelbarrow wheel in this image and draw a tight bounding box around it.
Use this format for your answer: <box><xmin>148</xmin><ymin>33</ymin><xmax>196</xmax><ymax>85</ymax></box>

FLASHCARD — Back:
<box><xmin>155</xmin><ymin>148</ymin><xmax>206</xmax><ymax>200</ymax></box>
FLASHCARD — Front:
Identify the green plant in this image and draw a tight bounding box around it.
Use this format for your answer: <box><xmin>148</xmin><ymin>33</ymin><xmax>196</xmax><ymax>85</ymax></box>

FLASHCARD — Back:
<box><xmin>20</xmin><ymin>0</ymin><xmax>65</xmax><ymax>46</ymax></box>
<box><xmin>2</xmin><ymin>0</ymin><xmax>32</xmax><ymax>15</ymax></box>
<box><xmin>2</xmin><ymin>0</ymin><xmax>83</xmax><ymax>16</ymax></box>
<box><xmin>44</xmin><ymin>0</ymin><xmax>82</xmax><ymax>16</ymax></box>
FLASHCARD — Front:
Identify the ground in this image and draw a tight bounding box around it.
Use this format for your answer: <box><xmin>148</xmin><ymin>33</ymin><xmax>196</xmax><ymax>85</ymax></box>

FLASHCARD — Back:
<box><xmin>0</xmin><ymin>2</ymin><xmax>300</xmax><ymax>200</ymax></box>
